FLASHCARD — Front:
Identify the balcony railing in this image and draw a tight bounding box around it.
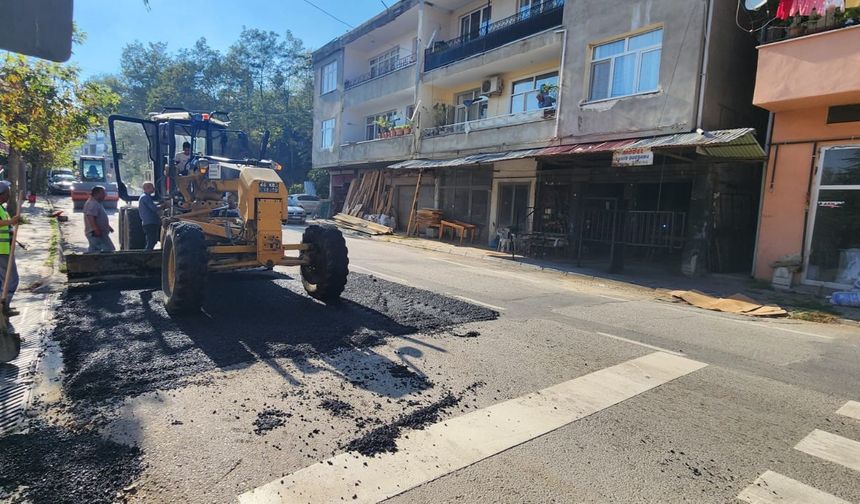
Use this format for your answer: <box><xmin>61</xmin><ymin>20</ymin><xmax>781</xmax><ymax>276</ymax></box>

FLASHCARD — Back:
<box><xmin>424</xmin><ymin>0</ymin><xmax>564</xmax><ymax>72</ymax></box>
<box><xmin>344</xmin><ymin>53</ymin><xmax>417</xmax><ymax>90</ymax></box>
<box><xmin>422</xmin><ymin>107</ymin><xmax>556</xmax><ymax>138</ymax></box>
<box><xmin>759</xmin><ymin>18</ymin><xmax>857</xmax><ymax>45</ymax></box>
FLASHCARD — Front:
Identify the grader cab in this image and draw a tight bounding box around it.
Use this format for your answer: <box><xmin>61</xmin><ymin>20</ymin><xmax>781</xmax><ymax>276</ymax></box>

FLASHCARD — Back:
<box><xmin>65</xmin><ymin>110</ymin><xmax>348</xmax><ymax>314</ymax></box>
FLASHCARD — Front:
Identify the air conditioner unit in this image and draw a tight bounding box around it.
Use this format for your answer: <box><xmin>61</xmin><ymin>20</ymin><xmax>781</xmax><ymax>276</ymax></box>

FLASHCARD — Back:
<box><xmin>481</xmin><ymin>76</ymin><xmax>503</xmax><ymax>96</ymax></box>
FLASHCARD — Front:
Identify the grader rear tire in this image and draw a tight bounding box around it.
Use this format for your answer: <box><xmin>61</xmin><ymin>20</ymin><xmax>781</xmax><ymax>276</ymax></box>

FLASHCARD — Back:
<box><xmin>300</xmin><ymin>224</ymin><xmax>349</xmax><ymax>303</ymax></box>
<box><xmin>162</xmin><ymin>222</ymin><xmax>208</xmax><ymax>314</ymax></box>
<box><xmin>119</xmin><ymin>207</ymin><xmax>146</xmax><ymax>250</ymax></box>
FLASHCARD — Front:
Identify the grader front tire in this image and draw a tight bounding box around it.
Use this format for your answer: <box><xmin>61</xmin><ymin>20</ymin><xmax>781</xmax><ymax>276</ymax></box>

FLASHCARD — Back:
<box><xmin>300</xmin><ymin>225</ymin><xmax>349</xmax><ymax>303</ymax></box>
<box><xmin>162</xmin><ymin>222</ymin><xmax>208</xmax><ymax>314</ymax></box>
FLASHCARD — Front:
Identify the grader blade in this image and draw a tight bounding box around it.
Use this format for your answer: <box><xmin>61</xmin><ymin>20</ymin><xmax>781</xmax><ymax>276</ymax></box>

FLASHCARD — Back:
<box><xmin>65</xmin><ymin>251</ymin><xmax>162</xmax><ymax>283</ymax></box>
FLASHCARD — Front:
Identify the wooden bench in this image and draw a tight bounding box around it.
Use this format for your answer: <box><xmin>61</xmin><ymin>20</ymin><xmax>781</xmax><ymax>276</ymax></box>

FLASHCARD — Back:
<box><xmin>439</xmin><ymin>219</ymin><xmax>477</xmax><ymax>244</ymax></box>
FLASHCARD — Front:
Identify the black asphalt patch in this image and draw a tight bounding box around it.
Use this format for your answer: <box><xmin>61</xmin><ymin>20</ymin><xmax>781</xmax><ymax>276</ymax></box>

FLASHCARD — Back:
<box><xmin>319</xmin><ymin>398</ymin><xmax>354</xmax><ymax>418</ymax></box>
<box><xmin>51</xmin><ymin>272</ymin><xmax>497</xmax><ymax>406</ymax></box>
<box><xmin>0</xmin><ymin>423</ymin><xmax>142</xmax><ymax>504</ymax></box>
<box><xmin>343</xmin><ymin>392</ymin><xmax>460</xmax><ymax>457</ymax></box>
<box><xmin>253</xmin><ymin>407</ymin><xmax>292</xmax><ymax>435</ymax></box>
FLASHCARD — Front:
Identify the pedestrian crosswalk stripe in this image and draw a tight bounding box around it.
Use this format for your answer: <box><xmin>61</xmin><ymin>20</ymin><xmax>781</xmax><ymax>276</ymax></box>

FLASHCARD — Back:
<box><xmin>238</xmin><ymin>352</ymin><xmax>707</xmax><ymax>504</ymax></box>
<box><xmin>794</xmin><ymin>429</ymin><xmax>860</xmax><ymax>473</ymax></box>
<box><xmin>835</xmin><ymin>400</ymin><xmax>860</xmax><ymax>422</ymax></box>
<box><xmin>737</xmin><ymin>470</ymin><xmax>850</xmax><ymax>504</ymax></box>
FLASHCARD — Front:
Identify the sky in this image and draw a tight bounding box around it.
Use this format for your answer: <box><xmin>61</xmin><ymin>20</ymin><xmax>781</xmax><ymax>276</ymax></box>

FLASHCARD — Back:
<box><xmin>70</xmin><ymin>0</ymin><xmax>386</xmax><ymax>78</ymax></box>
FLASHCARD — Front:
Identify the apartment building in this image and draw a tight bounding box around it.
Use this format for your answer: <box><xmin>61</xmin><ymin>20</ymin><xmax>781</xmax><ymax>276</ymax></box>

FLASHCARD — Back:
<box><xmin>752</xmin><ymin>18</ymin><xmax>860</xmax><ymax>289</ymax></box>
<box><xmin>74</xmin><ymin>129</ymin><xmax>109</xmax><ymax>158</ymax></box>
<box><xmin>312</xmin><ymin>0</ymin><xmax>767</xmax><ymax>274</ymax></box>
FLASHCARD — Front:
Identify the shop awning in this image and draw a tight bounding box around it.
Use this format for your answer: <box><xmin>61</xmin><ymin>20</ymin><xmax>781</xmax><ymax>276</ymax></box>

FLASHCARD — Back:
<box><xmin>387</xmin><ymin>128</ymin><xmax>765</xmax><ymax>170</ymax></box>
<box><xmin>388</xmin><ymin>148</ymin><xmax>544</xmax><ymax>170</ymax></box>
<box><xmin>537</xmin><ymin>128</ymin><xmax>766</xmax><ymax>160</ymax></box>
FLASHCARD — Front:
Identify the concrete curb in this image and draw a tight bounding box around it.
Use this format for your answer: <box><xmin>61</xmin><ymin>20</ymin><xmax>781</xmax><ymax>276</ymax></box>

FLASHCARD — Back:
<box><xmin>370</xmin><ymin>233</ymin><xmax>859</xmax><ymax>326</ymax></box>
<box><xmin>373</xmin><ymin>235</ymin><xmax>657</xmax><ymax>296</ymax></box>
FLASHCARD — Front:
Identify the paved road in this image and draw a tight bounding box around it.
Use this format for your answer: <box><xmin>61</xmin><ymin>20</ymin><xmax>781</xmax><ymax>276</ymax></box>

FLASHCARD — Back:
<box><xmin>14</xmin><ymin>196</ymin><xmax>860</xmax><ymax>503</ymax></box>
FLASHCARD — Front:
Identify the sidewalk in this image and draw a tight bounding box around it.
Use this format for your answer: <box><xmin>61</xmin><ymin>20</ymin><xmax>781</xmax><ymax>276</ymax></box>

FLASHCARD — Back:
<box><xmin>0</xmin><ymin>200</ymin><xmax>63</xmax><ymax>435</ymax></box>
<box><xmin>374</xmin><ymin>233</ymin><xmax>860</xmax><ymax>324</ymax></box>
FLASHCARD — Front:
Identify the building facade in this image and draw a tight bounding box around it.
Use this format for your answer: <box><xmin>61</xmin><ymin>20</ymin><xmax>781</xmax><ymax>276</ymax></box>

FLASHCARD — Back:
<box><xmin>312</xmin><ymin>0</ymin><xmax>766</xmax><ymax>274</ymax></box>
<box><xmin>753</xmin><ymin>24</ymin><xmax>860</xmax><ymax>289</ymax></box>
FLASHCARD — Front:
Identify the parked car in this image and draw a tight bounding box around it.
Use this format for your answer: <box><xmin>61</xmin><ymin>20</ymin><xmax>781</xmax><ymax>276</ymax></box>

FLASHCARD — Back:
<box><xmin>284</xmin><ymin>203</ymin><xmax>306</xmax><ymax>224</ymax></box>
<box><xmin>289</xmin><ymin>193</ymin><xmax>321</xmax><ymax>216</ymax></box>
<box><xmin>48</xmin><ymin>173</ymin><xmax>77</xmax><ymax>195</ymax></box>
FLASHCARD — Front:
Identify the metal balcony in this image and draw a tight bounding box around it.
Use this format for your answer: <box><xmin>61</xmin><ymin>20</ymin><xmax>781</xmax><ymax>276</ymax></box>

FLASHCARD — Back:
<box><xmin>344</xmin><ymin>53</ymin><xmax>417</xmax><ymax>90</ymax></box>
<box><xmin>424</xmin><ymin>0</ymin><xmax>565</xmax><ymax>72</ymax></box>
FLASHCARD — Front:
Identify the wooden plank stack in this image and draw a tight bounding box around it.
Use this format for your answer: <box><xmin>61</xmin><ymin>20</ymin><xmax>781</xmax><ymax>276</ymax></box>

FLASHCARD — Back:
<box><xmin>332</xmin><ymin>213</ymin><xmax>393</xmax><ymax>235</ymax></box>
<box><xmin>415</xmin><ymin>208</ymin><xmax>442</xmax><ymax>232</ymax></box>
<box><xmin>341</xmin><ymin>170</ymin><xmax>394</xmax><ymax>218</ymax></box>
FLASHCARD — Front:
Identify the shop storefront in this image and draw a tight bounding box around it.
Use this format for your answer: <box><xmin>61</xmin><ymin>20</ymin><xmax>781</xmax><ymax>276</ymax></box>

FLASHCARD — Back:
<box><xmin>534</xmin><ymin>129</ymin><xmax>765</xmax><ymax>275</ymax></box>
<box><xmin>803</xmin><ymin>146</ymin><xmax>860</xmax><ymax>287</ymax></box>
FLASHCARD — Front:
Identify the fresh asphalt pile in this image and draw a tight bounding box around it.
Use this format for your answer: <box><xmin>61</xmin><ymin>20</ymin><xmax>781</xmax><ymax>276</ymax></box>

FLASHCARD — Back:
<box><xmin>52</xmin><ymin>271</ymin><xmax>497</xmax><ymax>406</ymax></box>
<box><xmin>0</xmin><ymin>422</ymin><xmax>143</xmax><ymax>504</ymax></box>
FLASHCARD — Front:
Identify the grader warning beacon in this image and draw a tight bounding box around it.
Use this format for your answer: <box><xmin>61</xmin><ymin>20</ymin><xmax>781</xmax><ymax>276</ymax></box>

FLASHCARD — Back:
<box><xmin>65</xmin><ymin>109</ymin><xmax>348</xmax><ymax>313</ymax></box>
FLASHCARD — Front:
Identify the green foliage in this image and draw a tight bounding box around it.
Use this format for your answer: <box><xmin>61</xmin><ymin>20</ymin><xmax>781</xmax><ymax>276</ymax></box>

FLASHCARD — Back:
<box><xmin>0</xmin><ymin>53</ymin><xmax>120</xmax><ymax>192</ymax></box>
<box><xmin>97</xmin><ymin>29</ymin><xmax>315</xmax><ymax>186</ymax></box>
<box><xmin>289</xmin><ymin>183</ymin><xmax>304</xmax><ymax>195</ymax></box>
<box><xmin>307</xmin><ymin>166</ymin><xmax>330</xmax><ymax>199</ymax></box>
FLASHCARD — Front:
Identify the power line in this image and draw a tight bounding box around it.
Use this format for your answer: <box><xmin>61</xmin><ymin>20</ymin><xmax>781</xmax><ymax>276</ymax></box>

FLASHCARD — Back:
<box><xmin>380</xmin><ymin>0</ymin><xmax>389</xmax><ymax>8</ymax></box>
<box><xmin>302</xmin><ymin>0</ymin><xmax>354</xmax><ymax>29</ymax></box>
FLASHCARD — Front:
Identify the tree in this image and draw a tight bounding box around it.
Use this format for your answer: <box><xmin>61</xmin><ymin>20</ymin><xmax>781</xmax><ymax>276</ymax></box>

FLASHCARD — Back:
<box><xmin>0</xmin><ymin>53</ymin><xmax>119</xmax><ymax>203</ymax></box>
<box><xmin>99</xmin><ymin>28</ymin><xmax>315</xmax><ymax>190</ymax></box>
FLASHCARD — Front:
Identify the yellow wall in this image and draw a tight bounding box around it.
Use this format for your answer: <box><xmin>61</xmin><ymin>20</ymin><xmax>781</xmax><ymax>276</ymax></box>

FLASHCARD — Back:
<box><xmin>425</xmin><ymin>60</ymin><xmax>561</xmax><ymax>121</ymax></box>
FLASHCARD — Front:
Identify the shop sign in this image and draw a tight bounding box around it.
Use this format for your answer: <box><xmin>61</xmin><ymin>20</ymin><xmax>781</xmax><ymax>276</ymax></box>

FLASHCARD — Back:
<box><xmin>612</xmin><ymin>148</ymin><xmax>654</xmax><ymax>167</ymax></box>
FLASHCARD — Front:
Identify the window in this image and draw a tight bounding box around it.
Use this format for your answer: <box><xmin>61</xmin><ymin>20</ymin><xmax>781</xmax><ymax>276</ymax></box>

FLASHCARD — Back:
<box><xmin>589</xmin><ymin>28</ymin><xmax>662</xmax><ymax>102</ymax></box>
<box><xmin>511</xmin><ymin>72</ymin><xmax>559</xmax><ymax>113</ymax></box>
<box><xmin>369</xmin><ymin>47</ymin><xmax>400</xmax><ymax>79</ymax></box>
<box><xmin>365</xmin><ymin>110</ymin><xmax>397</xmax><ymax>140</ymax></box>
<box><xmin>439</xmin><ymin>167</ymin><xmax>492</xmax><ymax>229</ymax></box>
<box><xmin>827</xmin><ymin>104</ymin><xmax>860</xmax><ymax>124</ymax></box>
<box><xmin>498</xmin><ymin>183</ymin><xmax>530</xmax><ymax>231</ymax></box>
<box><xmin>806</xmin><ymin>147</ymin><xmax>860</xmax><ymax>286</ymax></box>
<box><xmin>321</xmin><ymin>61</ymin><xmax>337</xmax><ymax>94</ymax></box>
<box><xmin>455</xmin><ymin>89</ymin><xmax>488</xmax><ymax>123</ymax></box>
<box><xmin>81</xmin><ymin>160</ymin><xmax>105</xmax><ymax>181</ymax></box>
<box><xmin>320</xmin><ymin>118</ymin><xmax>335</xmax><ymax>150</ymax></box>
<box><xmin>518</xmin><ymin>0</ymin><xmax>546</xmax><ymax>19</ymax></box>
<box><xmin>460</xmin><ymin>5</ymin><xmax>492</xmax><ymax>41</ymax></box>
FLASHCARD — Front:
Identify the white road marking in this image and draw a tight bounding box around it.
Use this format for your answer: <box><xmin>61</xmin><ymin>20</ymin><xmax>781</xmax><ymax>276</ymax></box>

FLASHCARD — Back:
<box><xmin>737</xmin><ymin>470</ymin><xmax>850</xmax><ymax>504</ymax></box>
<box><xmin>794</xmin><ymin>429</ymin><xmax>860</xmax><ymax>473</ymax></box>
<box><xmin>836</xmin><ymin>401</ymin><xmax>860</xmax><ymax>422</ymax></box>
<box><xmin>350</xmin><ymin>265</ymin><xmax>410</xmax><ymax>285</ymax></box>
<box><xmin>660</xmin><ymin>304</ymin><xmax>834</xmax><ymax>341</ymax></box>
<box><xmin>450</xmin><ymin>295</ymin><xmax>506</xmax><ymax>312</ymax></box>
<box><xmin>595</xmin><ymin>294</ymin><xmax>631</xmax><ymax>302</ymax></box>
<box><xmin>239</xmin><ymin>352</ymin><xmax>707</xmax><ymax>504</ymax></box>
<box><xmin>595</xmin><ymin>332</ymin><xmax>685</xmax><ymax>357</ymax></box>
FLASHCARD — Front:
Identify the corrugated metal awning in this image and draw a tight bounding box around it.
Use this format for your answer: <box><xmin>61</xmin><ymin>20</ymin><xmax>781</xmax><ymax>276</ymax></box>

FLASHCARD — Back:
<box><xmin>388</xmin><ymin>149</ymin><xmax>544</xmax><ymax>170</ymax></box>
<box><xmin>537</xmin><ymin>128</ymin><xmax>766</xmax><ymax>160</ymax></box>
<box><xmin>387</xmin><ymin>128</ymin><xmax>765</xmax><ymax>170</ymax></box>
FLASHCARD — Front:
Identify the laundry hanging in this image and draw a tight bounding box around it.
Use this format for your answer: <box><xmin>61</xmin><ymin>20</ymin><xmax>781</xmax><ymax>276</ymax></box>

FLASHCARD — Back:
<box><xmin>777</xmin><ymin>0</ymin><xmax>796</xmax><ymax>19</ymax></box>
<box><xmin>790</xmin><ymin>0</ymin><xmax>843</xmax><ymax>16</ymax></box>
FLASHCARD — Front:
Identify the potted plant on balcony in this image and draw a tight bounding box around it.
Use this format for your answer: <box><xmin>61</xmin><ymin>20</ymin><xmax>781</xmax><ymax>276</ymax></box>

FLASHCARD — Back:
<box><xmin>536</xmin><ymin>83</ymin><xmax>558</xmax><ymax>109</ymax></box>
<box><xmin>806</xmin><ymin>8</ymin><xmax>823</xmax><ymax>32</ymax></box>
<box><xmin>374</xmin><ymin>116</ymin><xmax>393</xmax><ymax>139</ymax></box>
<box><xmin>787</xmin><ymin>15</ymin><xmax>806</xmax><ymax>38</ymax></box>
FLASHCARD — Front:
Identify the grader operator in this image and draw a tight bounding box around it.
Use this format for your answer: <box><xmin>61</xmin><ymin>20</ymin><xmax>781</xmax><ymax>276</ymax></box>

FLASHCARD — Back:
<box><xmin>65</xmin><ymin>110</ymin><xmax>348</xmax><ymax>314</ymax></box>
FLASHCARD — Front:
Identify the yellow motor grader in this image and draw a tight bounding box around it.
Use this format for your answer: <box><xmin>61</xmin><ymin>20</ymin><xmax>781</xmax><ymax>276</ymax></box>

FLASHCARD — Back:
<box><xmin>65</xmin><ymin>110</ymin><xmax>348</xmax><ymax>314</ymax></box>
